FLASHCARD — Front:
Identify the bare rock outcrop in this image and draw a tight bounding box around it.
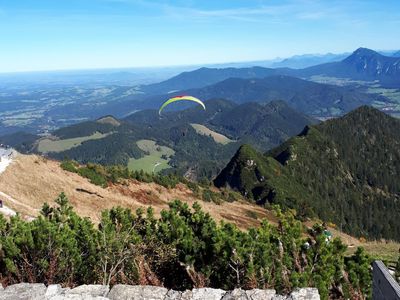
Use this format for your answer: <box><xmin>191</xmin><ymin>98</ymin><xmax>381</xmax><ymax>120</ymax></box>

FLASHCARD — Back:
<box><xmin>0</xmin><ymin>284</ymin><xmax>320</xmax><ymax>300</ymax></box>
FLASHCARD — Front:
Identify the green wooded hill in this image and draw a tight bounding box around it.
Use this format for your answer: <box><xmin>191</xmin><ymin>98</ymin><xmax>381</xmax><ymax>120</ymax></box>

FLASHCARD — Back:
<box><xmin>6</xmin><ymin>100</ymin><xmax>313</xmax><ymax>179</ymax></box>
<box><xmin>214</xmin><ymin>106</ymin><xmax>400</xmax><ymax>241</ymax></box>
<box><xmin>126</xmin><ymin>99</ymin><xmax>316</xmax><ymax>151</ymax></box>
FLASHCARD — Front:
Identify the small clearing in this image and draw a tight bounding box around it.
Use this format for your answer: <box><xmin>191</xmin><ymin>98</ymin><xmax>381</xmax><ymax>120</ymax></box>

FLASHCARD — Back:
<box><xmin>190</xmin><ymin>123</ymin><xmax>234</xmax><ymax>145</ymax></box>
<box><xmin>304</xmin><ymin>220</ymin><xmax>400</xmax><ymax>263</ymax></box>
<box><xmin>38</xmin><ymin>131</ymin><xmax>111</xmax><ymax>153</ymax></box>
<box><xmin>128</xmin><ymin>139</ymin><xmax>175</xmax><ymax>173</ymax></box>
<box><xmin>96</xmin><ymin>116</ymin><xmax>121</xmax><ymax>126</ymax></box>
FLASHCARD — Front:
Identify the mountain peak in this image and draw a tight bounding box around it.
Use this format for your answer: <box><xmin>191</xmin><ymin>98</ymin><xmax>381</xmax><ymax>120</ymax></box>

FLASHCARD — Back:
<box><xmin>353</xmin><ymin>47</ymin><xmax>379</xmax><ymax>56</ymax></box>
<box><xmin>215</xmin><ymin>106</ymin><xmax>400</xmax><ymax>240</ymax></box>
<box><xmin>338</xmin><ymin>47</ymin><xmax>400</xmax><ymax>83</ymax></box>
<box><xmin>213</xmin><ymin>144</ymin><xmax>268</xmax><ymax>191</ymax></box>
<box><xmin>343</xmin><ymin>48</ymin><xmax>381</xmax><ymax>63</ymax></box>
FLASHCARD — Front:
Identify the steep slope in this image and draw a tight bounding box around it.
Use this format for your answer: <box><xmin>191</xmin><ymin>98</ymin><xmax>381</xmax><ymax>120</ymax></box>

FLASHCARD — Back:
<box><xmin>215</xmin><ymin>106</ymin><xmax>400</xmax><ymax>241</ymax></box>
<box><xmin>0</xmin><ymin>153</ymin><xmax>272</xmax><ymax>228</ymax></box>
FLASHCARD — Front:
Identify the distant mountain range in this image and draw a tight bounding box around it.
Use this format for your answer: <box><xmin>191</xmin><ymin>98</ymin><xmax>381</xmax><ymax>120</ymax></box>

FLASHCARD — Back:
<box><xmin>270</xmin><ymin>50</ymin><xmax>400</xmax><ymax>68</ymax></box>
<box><xmin>140</xmin><ymin>48</ymin><xmax>400</xmax><ymax>97</ymax></box>
<box><xmin>138</xmin><ymin>75</ymin><xmax>389</xmax><ymax>117</ymax></box>
<box><xmin>270</xmin><ymin>53</ymin><xmax>350</xmax><ymax>69</ymax></box>
<box><xmin>299</xmin><ymin>48</ymin><xmax>400</xmax><ymax>87</ymax></box>
<box><xmin>215</xmin><ymin>106</ymin><xmax>400</xmax><ymax>241</ymax></box>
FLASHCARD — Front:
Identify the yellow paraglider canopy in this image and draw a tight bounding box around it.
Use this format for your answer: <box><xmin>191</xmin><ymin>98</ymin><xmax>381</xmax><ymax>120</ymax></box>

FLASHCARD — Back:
<box><xmin>158</xmin><ymin>95</ymin><xmax>206</xmax><ymax>115</ymax></box>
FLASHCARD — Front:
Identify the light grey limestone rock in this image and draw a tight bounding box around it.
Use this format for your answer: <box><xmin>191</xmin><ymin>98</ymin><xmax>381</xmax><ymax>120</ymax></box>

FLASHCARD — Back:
<box><xmin>191</xmin><ymin>288</ymin><xmax>226</xmax><ymax>300</ymax></box>
<box><xmin>271</xmin><ymin>295</ymin><xmax>288</xmax><ymax>300</ymax></box>
<box><xmin>108</xmin><ymin>284</ymin><xmax>168</xmax><ymax>300</ymax></box>
<box><xmin>45</xmin><ymin>284</ymin><xmax>64</xmax><ymax>297</ymax></box>
<box><xmin>246</xmin><ymin>289</ymin><xmax>276</xmax><ymax>300</ymax></box>
<box><xmin>65</xmin><ymin>285</ymin><xmax>109</xmax><ymax>297</ymax></box>
<box><xmin>289</xmin><ymin>288</ymin><xmax>320</xmax><ymax>300</ymax></box>
<box><xmin>0</xmin><ymin>283</ymin><xmax>46</xmax><ymax>300</ymax></box>
<box><xmin>221</xmin><ymin>288</ymin><xmax>249</xmax><ymax>300</ymax></box>
<box><xmin>48</xmin><ymin>295</ymin><xmax>108</xmax><ymax>300</ymax></box>
<box><xmin>0</xmin><ymin>283</ymin><xmax>320</xmax><ymax>300</ymax></box>
<box><xmin>180</xmin><ymin>290</ymin><xmax>193</xmax><ymax>300</ymax></box>
<box><xmin>165</xmin><ymin>289</ymin><xmax>183</xmax><ymax>300</ymax></box>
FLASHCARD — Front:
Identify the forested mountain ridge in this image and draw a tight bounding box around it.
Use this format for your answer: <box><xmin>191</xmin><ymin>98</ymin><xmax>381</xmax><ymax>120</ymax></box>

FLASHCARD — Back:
<box><xmin>5</xmin><ymin>100</ymin><xmax>313</xmax><ymax>179</ymax></box>
<box><xmin>215</xmin><ymin>106</ymin><xmax>400</xmax><ymax>241</ymax></box>
<box><xmin>125</xmin><ymin>99</ymin><xmax>317</xmax><ymax>151</ymax></box>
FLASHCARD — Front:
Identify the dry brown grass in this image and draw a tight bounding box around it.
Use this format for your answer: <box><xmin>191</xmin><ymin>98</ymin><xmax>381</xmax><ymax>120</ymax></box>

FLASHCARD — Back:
<box><xmin>0</xmin><ymin>154</ymin><xmax>270</xmax><ymax>229</ymax></box>
<box><xmin>190</xmin><ymin>123</ymin><xmax>234</xmax><ymax>145</ymax></box>
<box><xmin>304</xmin><ymin>221</ymin><xmax>400</xmax><ymax>261</ymax></box>
<box><xmin>347</xmin><ymin>241</ymin><xmax>400</xmax><ymax>263</ymax></box>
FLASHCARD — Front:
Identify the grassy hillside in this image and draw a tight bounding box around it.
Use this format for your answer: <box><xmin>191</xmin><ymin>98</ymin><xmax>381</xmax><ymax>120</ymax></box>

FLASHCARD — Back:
<box><xmin>190</xmin><ymin>123</ymin><xmax>234</xmax><ymax>145</ymax></box>
<box><xmin>0</xmin><ymin>153</ymin><xmax>271</xmax><ymax>228</ymax></box>
<box><xmin>128</xmin><ymin>139</ymin><xmax>175</xmax><ymax>173</ymax></box>
<box><xmin>38</xmin><ymin>131</ymin><xmax>112</xmax><ymax>153</ymax></box>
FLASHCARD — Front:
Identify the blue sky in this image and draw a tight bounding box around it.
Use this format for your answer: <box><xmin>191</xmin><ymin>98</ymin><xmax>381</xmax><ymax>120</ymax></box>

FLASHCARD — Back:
<box><xmin>0</xmin><ymin>0</ymin><xmax>399</xmax><ymax>72</ymax></box>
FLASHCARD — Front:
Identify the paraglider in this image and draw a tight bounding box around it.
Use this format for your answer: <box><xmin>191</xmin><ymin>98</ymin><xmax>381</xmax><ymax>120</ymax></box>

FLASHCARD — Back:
<box><xmin>158</xmin><ymin>95</ymin><xmax>206</xmax><ymax>115</ymax></box>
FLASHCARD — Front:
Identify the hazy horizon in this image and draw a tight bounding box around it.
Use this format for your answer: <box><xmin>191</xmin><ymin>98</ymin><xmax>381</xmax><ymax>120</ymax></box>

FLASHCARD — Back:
<box><xmin>1</xmin><ymin>0</ymin><xmax>400</xmax><ymax>73</ymax></box>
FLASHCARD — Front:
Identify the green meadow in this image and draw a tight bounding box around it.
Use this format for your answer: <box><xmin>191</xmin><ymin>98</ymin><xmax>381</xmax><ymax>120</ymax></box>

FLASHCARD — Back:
<box><xmin>38</xmin><ymin>132</ymin><xmax>111</xmax><ymax>153</ymax></box>
<box><xmin>128</xmin><ymin>139</ymin><xmax>175</xmax><ymax>173</ymax></box>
